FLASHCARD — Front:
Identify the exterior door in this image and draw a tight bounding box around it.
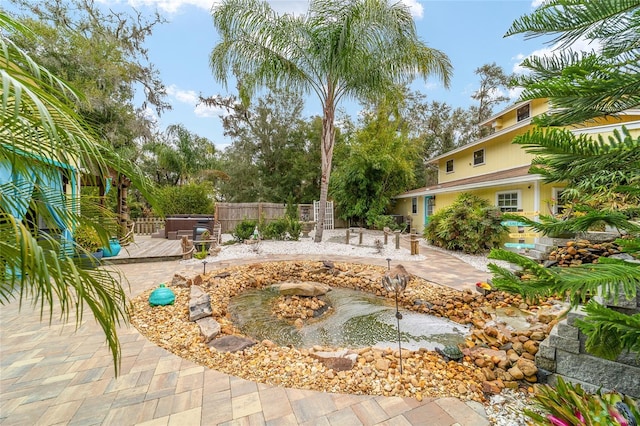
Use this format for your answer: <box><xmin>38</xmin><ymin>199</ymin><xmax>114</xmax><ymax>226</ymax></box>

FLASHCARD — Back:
<box><xmin>424</xmin><ymin>196</ymin><xmax>435</xmax><ymax>226</ymax></box>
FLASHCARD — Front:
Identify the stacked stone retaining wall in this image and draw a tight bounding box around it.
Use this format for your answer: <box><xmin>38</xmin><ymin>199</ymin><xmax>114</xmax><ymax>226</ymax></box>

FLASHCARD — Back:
<box><xmin>536</xmin><ymin>293</ymin><xmax>640</xmax><ymax>398</ymax></box>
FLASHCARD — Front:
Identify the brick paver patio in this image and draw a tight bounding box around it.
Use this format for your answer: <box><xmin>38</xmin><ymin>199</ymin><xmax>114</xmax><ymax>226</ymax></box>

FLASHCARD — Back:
<box><xmin>1</xmin><ymin>243</ymin><xmax>491</xmax><ymax>425</ymax></box>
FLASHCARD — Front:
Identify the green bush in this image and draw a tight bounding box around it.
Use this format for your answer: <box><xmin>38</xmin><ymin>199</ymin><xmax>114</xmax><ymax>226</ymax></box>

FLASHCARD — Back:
<box><xmin>372</xmin><ymin>215</ymin><xmax>401</xmax><ymax>231</ymax></box>
<box><xmin>262</xmin><ymin>218</ymin><xmax>289</xmax><ymax>240</ymax></box>
<box><xmin>73</xmin><ymin>224</ymin><xmax>103</xmax><ymax>253</ymax></box>
<box><xmin>156</xmin><ymin>183</ymin><xmax>214</xmax><ymax>216</ymax></box>
<box><xmin>424</xmin><ymin>193</ymin><xmax>507</xmax><ymax>254</ymax></box>
<box><xmin>287</xmin><ymin>217</ymin><xmax>302</xmax><ymax>241</ymax></box>
<box><xmin>232</xmin><ymin>219</ymin><xmax>257</xmax><ymax>242</ymax></box>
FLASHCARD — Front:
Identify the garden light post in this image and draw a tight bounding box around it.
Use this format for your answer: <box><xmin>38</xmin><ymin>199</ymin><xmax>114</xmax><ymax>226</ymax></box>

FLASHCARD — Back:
<box><xmin>383</xmin><ymin>258</ymin><xmax>408</xmax><ymax>374</ymax></box>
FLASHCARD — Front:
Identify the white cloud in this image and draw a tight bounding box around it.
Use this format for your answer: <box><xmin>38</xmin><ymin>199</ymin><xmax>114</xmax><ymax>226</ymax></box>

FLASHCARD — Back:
<box><xmin>166</xmin><ymin>84</ymin><xmax>226</xmax><ymax>117</ymax></box>
<box><xmin>531</xmin><ymin>0</ymin><xmax>545</xmax><ymax>7</ymax></box>
<box><xmin>512</xmin><ymin>36</ymin><xmax>601</xmax><ymax>75</ymax></box>
<box><xmin>401</xmin><ymin>0</ymin><xmax>423</xmax><ymax>19</ymax></box>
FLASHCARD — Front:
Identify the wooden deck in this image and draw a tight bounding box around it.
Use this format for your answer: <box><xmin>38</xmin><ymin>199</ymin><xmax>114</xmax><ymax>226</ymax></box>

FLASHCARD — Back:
<box><xmin>104</xmin><ymin>235</ymin><xmax>182</xmax><ymax>264</ymax></box>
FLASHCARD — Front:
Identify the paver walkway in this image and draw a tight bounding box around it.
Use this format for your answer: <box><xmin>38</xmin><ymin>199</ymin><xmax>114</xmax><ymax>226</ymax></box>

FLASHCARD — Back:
<box><xmin>1</xmin><ymin>247</ymin><xmax>492</xmax><ymax>425</ymax></box>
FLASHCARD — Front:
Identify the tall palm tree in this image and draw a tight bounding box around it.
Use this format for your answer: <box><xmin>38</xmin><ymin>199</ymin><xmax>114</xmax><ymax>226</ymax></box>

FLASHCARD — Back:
<box><xmin>0</xmin><ymin>11</ymin><xmax>154</xmax><ymax>375</ymax></box>
<box><xmin>209</xmin><ymin>0</ymin><xmax>452</xmax><ymax>241</ymax></box>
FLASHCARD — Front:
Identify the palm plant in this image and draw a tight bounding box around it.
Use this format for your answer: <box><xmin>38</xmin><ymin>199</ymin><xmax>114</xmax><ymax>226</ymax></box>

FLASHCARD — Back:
<box><xmin>209</xmin><ymin>0</ymin><xmax>452</xmax><ymax>241</ymax></box>
<box><xmin>489</xmin><ymin>0</ymin><xmax>640</xmax><ymax>361</ymax></box>
<box><xmin>0</xmin><ymin>11</ymin><xmax>154</xmax><ymax>375</ymax></box>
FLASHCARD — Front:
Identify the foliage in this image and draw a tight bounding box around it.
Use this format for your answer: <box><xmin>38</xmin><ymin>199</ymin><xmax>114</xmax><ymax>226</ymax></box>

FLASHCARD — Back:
<box><xmin>155</xmin><ymin>184</ymin><xmax>214</xmax><ymax>216</ymax></box>
<box><xmin>285</xmin><ymin>196</ymin><xmax>299</xmax><ymax>220</ymax></box>
<box><xmin>261</xmin><ymin>218</ymin><xmax>289</xmax><ymax>241</ymax></box>
<box><xmin>424</xmin><ymin>193</ymin><xmax>507</xmax><ymax>254</ymax></box>
<box><xmin>492</xmin><ymin>0</ymin><xmax>640</xmax><ymax>363</ymax></box>
<box><xmin>525</xmin><ymin>376</ymin><xmax>640</xmax><ymax>426</ymax></box>
<box><xmin>10</xmin><ymin>0</ymin><xmax>167</xmax><ymax>223</ymax></box>
<box><xmin>287</xmin><ymin>217</ymin><xmax>302</xmax><ymax>241</ymax></box>
<box><xmin>372</xmin><ymin>215</ymin><xmax>402</xmax><ymax>231</ymax></box>
<box><xmin>232</xmin><ymin>219</ymin><xmax>257</xmax><ymax>242</ymax></box>
<box><xmin>193</xmin><ymin>245</ymin><xmax>208</xmax><ymax>260</ymax></box>
<box><xmin>207</xmin><ymin>89</ymin><xmax>322</xmax><ymax>203</ymax></box>
<box><xmin>0</xmin><ymin>11</ymin><xmax>159</xmax><ymax>375</ymax></box>
<box><xmin>141</xmin><ymin>124</ymin><xmax>222</xmax><ymax>187</ymax></box>
<box><xmin>73</xmin><ymin>224</ymin><xmax>103</xmax><ymax>253</ymax></box>
<box><xmin>506</xmin><ymin>0</ymin><xmax>640</xmax><ymax>127</ymax></box>
<box><xmin>209</xmin><ymin>0</ymin><xmax>451</xmax><ymax>242</ymax></box>
<box><xmin>471</xmin><ymin>62</ymin><xmax>512</xmax><ymax>126</ymax></box>
<box><xmin>331</xmin><ymin>99</ymin><xmax>419</xmax><ymax>227</ymax></box>
<box><xmin>514</xmin><ymin>127</ymin><xmax>640</xmax><ymax>211</ymax></box>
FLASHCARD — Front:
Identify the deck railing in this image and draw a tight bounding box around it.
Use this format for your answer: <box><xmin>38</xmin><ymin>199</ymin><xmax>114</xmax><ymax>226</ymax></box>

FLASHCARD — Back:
<box><xmin>133</xmin><ymin>217</ymin><xmax>165</xmax><ymax>235</ymax></box>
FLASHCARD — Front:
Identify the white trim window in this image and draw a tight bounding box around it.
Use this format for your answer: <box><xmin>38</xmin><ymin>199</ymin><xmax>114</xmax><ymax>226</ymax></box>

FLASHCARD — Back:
<box><xmin>445</xmin><ymin>159</ymin><xmax>454</xmax><ymax>173</ymax></box>
<box><xmin>517</xmin><ymin>104</ymin><xmax>530</xmax><ymax>122</ymax></box>
<box><xmin>552</xmin><ymin>187</ymin><xmax>567</xmax><ymax>216</ymax></box>
<box><xmin>496</xmin><ymin>190</ymin><xmax>521</xmax><ymax>212</ymax></box>
<box><xmin>473</xmin><ymin>149</ymin><xmax>485</xmax><ymax>166</ymax></box>
<box><xmin>411</xmin><ymin>197</ymin><xmax>417</xmax><ymax>214</ymax></box>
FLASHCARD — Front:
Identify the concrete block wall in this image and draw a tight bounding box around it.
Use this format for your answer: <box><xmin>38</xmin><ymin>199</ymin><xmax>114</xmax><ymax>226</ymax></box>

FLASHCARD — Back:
<box><xmin>536</xmin><ymin>303</ymin><xmax>640</xmax><ymax>398</ymax></box>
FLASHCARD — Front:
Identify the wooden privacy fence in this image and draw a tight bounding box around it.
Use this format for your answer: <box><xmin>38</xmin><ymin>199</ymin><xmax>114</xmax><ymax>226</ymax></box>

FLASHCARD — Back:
<box><xmin>133</xmin><ymin>217</ymin><xmax>165</xmax><ymax>235</ymax></box>
<box><xmin>215</xmin><ymin>202</ymin><xmax>315</xmax><ymax>233</ymax></box>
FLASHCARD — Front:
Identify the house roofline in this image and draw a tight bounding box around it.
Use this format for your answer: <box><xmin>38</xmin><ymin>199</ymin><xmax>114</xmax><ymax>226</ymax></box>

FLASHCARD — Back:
<box><xmin>427</xmin><ymin>118</ymin><xmax>533</xmax><ymax>163</ymax></box>
<box><xmin>571</xmin><ymin>119</ymin><xmax>640</xmax><ymax>135</ymax></box>
<box><xmin>394</xmin><ymin>174</ymin><xmax>544</xmax><ymax>199</ymax></box>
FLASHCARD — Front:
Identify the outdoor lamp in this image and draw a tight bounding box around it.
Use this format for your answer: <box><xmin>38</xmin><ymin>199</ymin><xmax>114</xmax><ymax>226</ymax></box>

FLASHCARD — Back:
<box><xmin>383</xmin><ymin>258</ymin><xmax>408</xmax><ymax>374</ymax></box>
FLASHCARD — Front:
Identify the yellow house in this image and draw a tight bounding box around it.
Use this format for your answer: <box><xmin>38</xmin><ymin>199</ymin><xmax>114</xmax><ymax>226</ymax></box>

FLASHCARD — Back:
<box><xmin>392</xmin><ymin>99</ymin><xmax>640</xmax><ymax>248</ymax></box>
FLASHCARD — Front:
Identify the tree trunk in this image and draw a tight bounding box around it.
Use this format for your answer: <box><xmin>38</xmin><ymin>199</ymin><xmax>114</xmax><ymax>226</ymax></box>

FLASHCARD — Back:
<box><xmin>314</xmin><ymin>99</ymin><xmax>335</xmax><ymax>243</ymax></box>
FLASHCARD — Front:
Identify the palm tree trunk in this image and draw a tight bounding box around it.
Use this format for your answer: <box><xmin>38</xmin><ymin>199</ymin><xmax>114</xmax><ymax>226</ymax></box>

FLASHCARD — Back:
<box><xmin>314</xmin><ymin>101</ymin><xmax>335</xmax><ymax>242</ymax></box>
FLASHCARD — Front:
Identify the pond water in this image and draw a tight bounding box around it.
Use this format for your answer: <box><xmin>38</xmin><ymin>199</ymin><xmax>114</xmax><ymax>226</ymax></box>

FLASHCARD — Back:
<box><xmin>228</xmin><ymin>287</ymin><xmax>469</xmax><ymax>351</ymax></box>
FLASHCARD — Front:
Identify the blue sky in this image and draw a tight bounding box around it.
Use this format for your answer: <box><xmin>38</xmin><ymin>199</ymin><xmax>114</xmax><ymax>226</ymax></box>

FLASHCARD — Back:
<box><xmin>117</xmin><ymin>0</ymin><xmax>551</xmax><ymax>149</ymax></box>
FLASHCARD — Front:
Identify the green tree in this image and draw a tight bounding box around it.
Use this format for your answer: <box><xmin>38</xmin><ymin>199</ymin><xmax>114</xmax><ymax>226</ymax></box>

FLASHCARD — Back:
<box><xmin>213</xmin><ymin>89</ymin><xmax>321</xmax><ymax>203</ymax></box>
<box><xmin>142</xmin><ymin>124</ymin><xmax>220</xmax><ymax>187</ymax></box>
<box><xmin>489</xmin><ymin>0</ymin><xmax>640</xmax><ymax>360</ymax></box>
<box><xmin>0</xmin><ymin>11</ymin><xmax>154</xmax><ymax>374</ymax></box>
<box><xmin>331</xmin><ymin>99</ymin><xmax>418</xmax><ymax>226</ymax></box>
<box><xmin>10</xmin><ymin>0</ymin><xmax>168</xmax><ymax>234</ymax></box>
<box><xmin>470</xmin><ymin>62</ymin><xmax>512</xmax><ymax>126</ymax></box>
<box><xmin>209</xmin><ymin>0</ymin><xmax>452</xmax><ymax>242</ymax></box>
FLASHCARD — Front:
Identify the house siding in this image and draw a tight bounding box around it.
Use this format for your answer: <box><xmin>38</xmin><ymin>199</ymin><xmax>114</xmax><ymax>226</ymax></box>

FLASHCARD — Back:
<box><xmin>391</xmin><ymin>98</ymin><xmax>640</xmax><ymax>238</ymax></box>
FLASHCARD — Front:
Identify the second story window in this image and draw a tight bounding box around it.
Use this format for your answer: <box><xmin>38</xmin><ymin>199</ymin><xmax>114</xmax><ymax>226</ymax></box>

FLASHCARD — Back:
<box><xmin>473</xmin><ymin>149</ymin><xmax>485</xmax><ymax>166</ymax></box>
<box><xmin>446</xmin><ymin>159</ymin><xmax>454</xmax><ymax>173</ymax></box>
<box><xmin>517</xmin><ymin>104</ymin><xmax>530</xmax><ymax>122</ymax></box>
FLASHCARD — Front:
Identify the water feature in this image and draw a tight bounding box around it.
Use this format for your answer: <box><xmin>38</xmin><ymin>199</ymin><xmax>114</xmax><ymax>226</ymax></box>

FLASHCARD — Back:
<box><xmin>229</xmin><ymin>286</ymin><xmax>469</xmax><ymax>351</ymax></box>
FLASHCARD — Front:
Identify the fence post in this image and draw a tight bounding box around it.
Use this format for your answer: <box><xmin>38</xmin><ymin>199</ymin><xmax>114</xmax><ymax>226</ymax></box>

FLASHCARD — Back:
<box><xmin>410</xmin><ymin>233</ymin><xmax>419</xmax><ymax>255</ymax></box>
<box><xmin>358</xmin><ymin>228</ymin><xmax>363</xmax><ymax>245</ymax></box>
<box><xmin>395</xmin><ymin>231</ymin><xmax>400</xmax><ymax>250</ymax></box>
<box><xmin>345</xmin><ymin>228</ymin><xmax>350</xmax><ymax>244</ymax></box>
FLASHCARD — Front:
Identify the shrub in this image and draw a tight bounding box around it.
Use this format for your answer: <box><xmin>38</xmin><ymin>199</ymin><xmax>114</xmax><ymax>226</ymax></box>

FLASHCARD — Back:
<box><xmin>287</xmin><ymin>217</ymin><xmax>302</xmax><ymax>241</ymax></box>
<box><xmin>232</xmin><ymin>219</ymin><xmax>257</xmax><ymax>242</ymax></box>
<box><xmin>156</xmin><ymin>183</ymin><xmax>214</xmax><ymax>216</ymax></box>
<box><xmin>372</xmin><ymin>215</ymin><xmax>401</xmax><ymax>231</ymax></box>
<box><xmin>74</xmin><ymin>224</ymin><xmax>102</xmax><ymax>253</ymax></box>
<box><xmin>262</xmin><ymin>218</ymin><xmax>289</xmax><ymax>240</ymax></box>
<box><xmin>424</xmin><ymin>193</ymin><xmax>507</xmax><ymax>254</ymax></box>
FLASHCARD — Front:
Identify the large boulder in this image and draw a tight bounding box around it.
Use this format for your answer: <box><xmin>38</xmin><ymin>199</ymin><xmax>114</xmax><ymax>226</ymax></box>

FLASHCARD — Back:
<box><xmin>196</xmin><ymin>317</ymin><xmax>221</xmax><ymax>343</ymax></box>
<box><xmin>208</xmin><ymin>335</ymin><xmax>256</xmax><ymax>353</ymax></box>
<box><xmin>278</xmin><ymin>281</ymin><xmax>331</xmax><ymax>297</ymax></box>
<box><xmin>189</xmin><ymin>285</ymin><xmax>212</xmax><ymax>321</ymax></box>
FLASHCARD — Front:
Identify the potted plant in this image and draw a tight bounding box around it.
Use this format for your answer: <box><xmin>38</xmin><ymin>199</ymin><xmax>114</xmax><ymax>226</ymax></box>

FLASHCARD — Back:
<box><xmin>74</xmin><ymin>224</ymin><xmax>104</xmax><ymax>267</ymax></box>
